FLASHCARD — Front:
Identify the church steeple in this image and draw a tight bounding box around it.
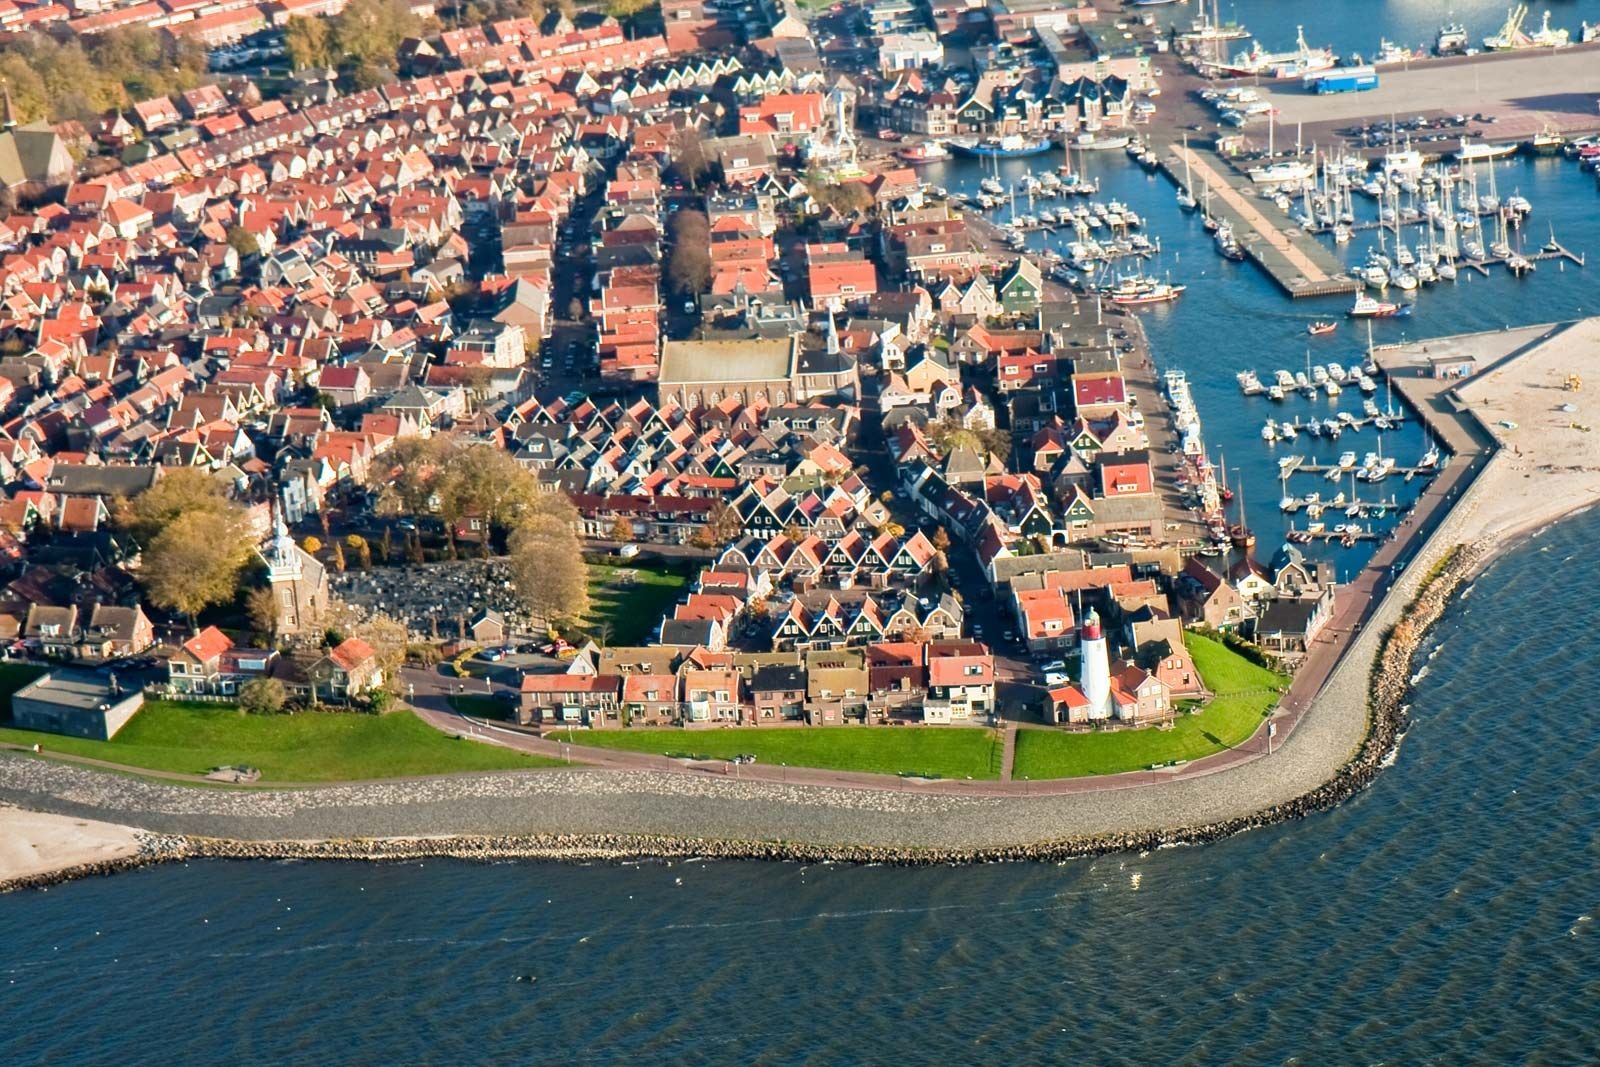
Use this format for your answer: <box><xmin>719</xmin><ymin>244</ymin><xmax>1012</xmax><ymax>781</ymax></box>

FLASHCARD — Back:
<box><xmin>267</xmin><ymin>500</ymin><xmax>302</xmax><ymax>582</ymax></box>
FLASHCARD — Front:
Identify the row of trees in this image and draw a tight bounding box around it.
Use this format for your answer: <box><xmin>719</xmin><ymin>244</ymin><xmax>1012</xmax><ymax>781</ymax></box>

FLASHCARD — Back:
<box><xmin>0</xmin><ymin>28</ymin><xmax>209</xmax><ymax>125</ymax></box>
<box><xmin>377</xmin><ymin>438</ymin><xmax>590</xmax><ymax>627</ymax></box>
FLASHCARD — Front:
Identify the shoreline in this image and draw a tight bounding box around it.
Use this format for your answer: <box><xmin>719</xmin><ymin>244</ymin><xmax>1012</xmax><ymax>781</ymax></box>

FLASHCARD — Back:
<box><xmin>1</xmin><ymin>542</ymin><xmax>1481</xmax><ymax>893</ymax></box>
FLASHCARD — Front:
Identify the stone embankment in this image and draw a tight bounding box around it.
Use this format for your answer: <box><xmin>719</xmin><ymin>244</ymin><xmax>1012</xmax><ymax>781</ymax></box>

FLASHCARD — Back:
<box><xmin>0</xmin><ymin>543</ymin><xmax>1483</xmax><ymax>892</ymax></box>
<box><xmin>1</xmin><ymin>545</ymin><xmax>1479</xmax><ymax>889</ymax></box>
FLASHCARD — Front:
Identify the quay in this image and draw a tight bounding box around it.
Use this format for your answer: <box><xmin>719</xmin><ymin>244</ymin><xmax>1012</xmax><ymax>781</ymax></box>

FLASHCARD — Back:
<box><xmin>1254</xmin><ymin>45</ymin><xmax>1600</xmax><ymax>151</ymax></box>
<box><xmin>1159</xmin><ymin>142</ymin><xmax>1360</xmax><ymax>299</ymax></box>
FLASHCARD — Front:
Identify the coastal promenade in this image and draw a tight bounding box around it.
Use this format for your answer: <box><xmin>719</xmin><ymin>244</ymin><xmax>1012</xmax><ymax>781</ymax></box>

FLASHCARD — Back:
<box><xmin>7</xmin><ymin>321</ymin><xmax>1600</xmax><ymax>868</ymax></box>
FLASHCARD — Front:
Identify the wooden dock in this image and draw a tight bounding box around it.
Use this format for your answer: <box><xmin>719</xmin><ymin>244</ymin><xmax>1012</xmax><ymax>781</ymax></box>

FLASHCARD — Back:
<box><xmin>1159</xmin><ymin>143</ymin><xmax>1360</xmax><ymax>300</ymax></box>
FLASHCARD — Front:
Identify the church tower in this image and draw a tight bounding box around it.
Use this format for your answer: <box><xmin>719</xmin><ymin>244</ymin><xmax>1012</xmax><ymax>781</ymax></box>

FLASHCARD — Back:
<box><xmin>262</xmin><ymin>503</ymin><xmax>327</xmax><ymax>639</ymax></box>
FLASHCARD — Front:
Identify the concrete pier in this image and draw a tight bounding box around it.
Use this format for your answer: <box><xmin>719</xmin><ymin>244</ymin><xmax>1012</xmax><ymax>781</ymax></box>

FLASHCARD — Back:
<box><xmin>1160</xmin><ymin>142</ymin><xmax>1361</xmax><ymax>299</ymax></box>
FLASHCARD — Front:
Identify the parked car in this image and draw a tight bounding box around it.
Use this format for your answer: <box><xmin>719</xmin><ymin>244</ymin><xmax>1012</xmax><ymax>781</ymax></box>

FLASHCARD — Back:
<box><xmin>1044</xmin><ymin>671</ymin><xmax>1070</xmax><ymax>688</ymax></box>
<box><xmin>617</xmin><ymin>543</ymin><xmax>640</xmax><ymax>558</ymax></box>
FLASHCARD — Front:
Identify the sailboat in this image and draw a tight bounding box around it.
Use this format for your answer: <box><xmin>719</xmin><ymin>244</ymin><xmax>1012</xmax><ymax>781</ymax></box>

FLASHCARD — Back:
<box><xmin>1176</xmin><ymin>135</ymin><xmax>1198</xmax><ymax>211</ymax></box>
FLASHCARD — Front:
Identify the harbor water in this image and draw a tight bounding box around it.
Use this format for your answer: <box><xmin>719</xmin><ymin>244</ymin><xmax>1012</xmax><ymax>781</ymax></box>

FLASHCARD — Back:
<box><xmin>917</xmin><ymin>143</ymin><xmax>1600</xmax><ymax>575</ymax></box>
<box><xmin>3</xmin><ymin>511</ymin><xmax>1599</xmax><ymax>1062</ymax></box>
<box><xmin>1208</xmin><ymin>0</ymin><xmax>1600</xmax><ymax>59</ymax></box>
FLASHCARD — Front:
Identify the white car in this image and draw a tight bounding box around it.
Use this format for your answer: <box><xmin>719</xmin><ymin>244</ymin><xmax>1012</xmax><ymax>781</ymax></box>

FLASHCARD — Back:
<box><xmin>1044</xmin><ymin>671</ymin><xmax>1071</xmax><ymax>688</ymax></box>
<box><xmin>618</xmin><ymin>543</ymin><xmax>640</xmax><ymax>558</ymax></box>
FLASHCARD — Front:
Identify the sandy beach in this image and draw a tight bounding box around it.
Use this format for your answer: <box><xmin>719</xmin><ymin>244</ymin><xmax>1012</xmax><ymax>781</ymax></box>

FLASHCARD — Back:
<box><xmin>0</xmin><ymin>806</ymin><xmax>144</xmax><ymax>885</ymax></box>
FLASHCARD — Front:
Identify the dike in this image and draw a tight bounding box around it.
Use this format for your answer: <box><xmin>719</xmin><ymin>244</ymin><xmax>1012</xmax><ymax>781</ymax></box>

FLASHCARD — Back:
<box><xmin>1</xmin><ymin>544</ymin><xmax>1480</xmax><ymax>890</ymax></box>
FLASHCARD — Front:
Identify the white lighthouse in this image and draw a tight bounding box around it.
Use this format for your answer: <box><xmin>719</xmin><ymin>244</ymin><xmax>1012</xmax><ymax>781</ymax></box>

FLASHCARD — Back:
<box><xmin>1079</xmin><ymin>608</ymin><xmax>1113</xmax><ymax>721</ymax></box>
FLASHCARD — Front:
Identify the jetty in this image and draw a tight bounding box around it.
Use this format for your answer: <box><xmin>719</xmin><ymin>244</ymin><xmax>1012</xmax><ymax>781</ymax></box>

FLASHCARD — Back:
<box><xmin>1160</xmin><ymin>142</ymin><xmax>1360</xmax><ymax>298</ymax></box>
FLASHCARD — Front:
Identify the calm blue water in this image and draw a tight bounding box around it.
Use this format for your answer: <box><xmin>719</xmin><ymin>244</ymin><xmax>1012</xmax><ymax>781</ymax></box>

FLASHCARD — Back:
<box><xmin>3</xmin><ymin>511</ymin><xmax>1599</xmax><ymax>1063</ymax></box>
<box><xmin>918</xmin><ymin>141</ymin><xmax>1600</xmax><ymax>577</ymax></box>
<box><xmin>1194</xmin><ymin>0</ymin><xmax>1600</xmax><ymax>57</ymax></box>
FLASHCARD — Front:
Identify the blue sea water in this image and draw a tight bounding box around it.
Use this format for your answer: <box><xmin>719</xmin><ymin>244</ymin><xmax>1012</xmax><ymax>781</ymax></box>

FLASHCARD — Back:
<box><xmin>3</xmin><ymin>510</ymin><xmax>1599</xmax><ymax>1063</ymax></box>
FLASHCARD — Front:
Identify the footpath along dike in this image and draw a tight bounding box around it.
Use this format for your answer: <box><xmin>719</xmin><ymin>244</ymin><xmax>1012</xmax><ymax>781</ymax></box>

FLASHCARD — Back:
<box><xmin>0</xmin><ymin>543</ymin><xmax>1483</xmax><ymax>892</ymax></box>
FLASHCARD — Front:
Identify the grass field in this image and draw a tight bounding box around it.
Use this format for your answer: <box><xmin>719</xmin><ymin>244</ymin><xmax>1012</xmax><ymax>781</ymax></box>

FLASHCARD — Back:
<box><xmin>584</xmin><ymin>562</ymin><xmax>690</xmax><ymax>645</ymax></box>
<box><xmin>0</xmin><ymin>700</ymin><xmax>561</xmax><ymax>781</ymax></box>
<box><xmin>564</xmin><ymin>725</ymin><xmax>1003</xmax><ymax>779</ymax></box>
<box><xmin>1012</xmin><ymin>633</ymin><xmax>1288</xmax><ymax>780</ymax></box>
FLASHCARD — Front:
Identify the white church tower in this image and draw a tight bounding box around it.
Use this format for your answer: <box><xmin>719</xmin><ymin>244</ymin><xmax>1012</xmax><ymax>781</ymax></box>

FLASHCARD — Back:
<box><xmin>261</xmin><ymin>502</ymin><xmax>328</xmax><ymax>639</ymax></box>
<box><xmin>1078</xmin><ymin>608</ymin><xmax>1113</xmax><ymax>721</ymax></box>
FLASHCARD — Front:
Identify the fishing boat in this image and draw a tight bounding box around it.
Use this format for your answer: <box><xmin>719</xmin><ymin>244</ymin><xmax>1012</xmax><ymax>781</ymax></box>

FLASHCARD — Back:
<box><xmin>1525</xmin><ymin>127</ymin><xmax>1567</xmax><ymax>156</ymax></box>
<box><xmin>1435</xmin><ymin>22</ymin><xmax>1469</xmax><ymax>54</ymax></box>
<box><xmin>1216</xmin><ymin>26</ymin><xmax>1337</xmax><ymax>78</ymax></box>
<box><xmin>1349</xmin><ymin>293</ymin><xmax>1400</xmax><ymax>317</ymax></box>
<box><xmin>897</xmin><ymin>140</ymin><xmax>951</xmax><ymax>165</ymax></box>
<box><xmin>947</xmin><ymin>135</ymin><xmax>1053</xmax><ymax>159</ymax></box>
<box><xmin>1307</xmin><ymin>321</ymin><xmax>1337</xmax><ymax>337</ymax></box>
<box><xmin>1484</xmin><ymin>4</ymin><xmax>1569</xmax><ymax>49</ymax></box>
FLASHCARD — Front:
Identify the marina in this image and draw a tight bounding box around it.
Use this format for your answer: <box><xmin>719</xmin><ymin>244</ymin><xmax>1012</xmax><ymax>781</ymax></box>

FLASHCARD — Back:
<box><xmin>1160</xmin><ymin>142</ymin><xmax>1362</xmax><ymax>298</ymax></box>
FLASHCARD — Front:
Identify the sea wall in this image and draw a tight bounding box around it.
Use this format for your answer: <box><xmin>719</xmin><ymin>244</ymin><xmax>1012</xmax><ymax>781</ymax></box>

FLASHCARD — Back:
<box><xmin>1</xmin><ymin>546</ymin><xmax>1482</xmax><ymax>890</ymax></box>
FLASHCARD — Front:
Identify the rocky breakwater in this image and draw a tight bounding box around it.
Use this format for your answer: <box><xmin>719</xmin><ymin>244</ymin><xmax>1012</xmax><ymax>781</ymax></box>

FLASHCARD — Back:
<box><xmin>0</xmin><ymin>831</ymin><xmax>189</xmax><ymax>894</ymax></box>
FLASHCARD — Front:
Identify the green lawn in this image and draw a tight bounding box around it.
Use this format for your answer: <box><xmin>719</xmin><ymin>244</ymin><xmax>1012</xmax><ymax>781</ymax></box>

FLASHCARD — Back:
<box><xmin>583</xmin><ymin>562</ymin><xmax>690</xmax><ymax>645</ymax></box>
<box><xmin>1012</xmin><ymin>633</ymin><xmax>1288</xmax><ymax>780</ymax></box>
<box><xmin>0</xmin><ymin>700</ymin><xmax>562</xmax><ymax>782</ymax></box>
<box><xmin>564</xmin><ymin>725</ymin><xmax>1003</xmax><ymax>779</ymax></box>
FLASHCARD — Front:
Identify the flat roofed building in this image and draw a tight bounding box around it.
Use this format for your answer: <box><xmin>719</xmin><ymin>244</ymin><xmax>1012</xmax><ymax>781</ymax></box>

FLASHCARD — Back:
<box><xmin>10</xmin><ymin>669</ymin><xmax>144</xmax><ymax>740</ymax></box>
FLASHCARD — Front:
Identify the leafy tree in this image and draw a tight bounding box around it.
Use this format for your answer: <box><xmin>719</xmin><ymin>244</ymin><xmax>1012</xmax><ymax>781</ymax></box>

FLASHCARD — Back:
<box><xmin>507</xmin><ymin>509</ymin><xmax>589</xmax><ymax>628</ymax></box>
<box><xmin>226</xmin><ymin>226</ymin><xmax>260</xmax><ymax>258</ymax></box>
<box><xmin>121</xmin><ymin>468</ymin><xmax>234</xmax><ymax>543</ymax></box>
<box><xmin>347</xmin><ymin>534</ymin><xmax>372</xmax><ymax>569</ymax></box>
<box><xmin>604</xmin><ymin>0</ymin><xmax>653</xmax><ymax>17</ymax></box>
<box><xmin>239</xmin><ymin>677</ymin><xmax>287</xmax><ymax>716</ymax></box>
<box><xmin>808</xmin><ymin>177</ymin><xmax>875</xmax><ymax>216</ymax></box>
<box><xmin>303</xmin><ymin>535</ymin><xmax>322</xmax><ymax>554</ymax></box>
<box><xmin>666</xmin><ymin>209</ymin><xmax>711</xmax><ymax>296</ymax></box>
<box><xmin>246</xmin><ymin>586</ymin><xmax>279</xmax><ymax>638</ymax></box>
<box><xmin>329</xmin><ymin>0</ymin><xmax>421</xmax><ymax>85</ymax></box>
<box><xmin>332</xmin><ymin>539</ymin><xmax>347</xmax><ymax>573</ymax></box>
<box><xmin>609</xmin><ymin>517</ymin><xmax>634</xmax><ymax>543</ymax></box>
<box><xmin>379</xmin><ymin>526</ymin><xmax>394</xmax><ymax>564</ymax></box>
<box><xmin>142</xmin><ymin>510</ymin><xmax>255</xmax><ymax>621</ymax></box>
<box><xmin>284</xmin><ymin>15</ymin><xmax>334</xmax><ymax>70</ymax></box>
<box><xmin>670</xmin><ymin>125</ymin><xmax>714</xmax><ymax>190</ymax></box>
<box><xmin>378</xmin><ymin>439</ymin><xmax>541</xmax><ymax>535</ymax></box>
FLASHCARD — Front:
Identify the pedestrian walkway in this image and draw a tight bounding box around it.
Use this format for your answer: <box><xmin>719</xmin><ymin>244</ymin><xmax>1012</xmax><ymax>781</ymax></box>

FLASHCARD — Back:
<box><xmin>999</xmin><ymin>724</ymin><xmax>1017</xmax><ymax>782</ymax></box>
